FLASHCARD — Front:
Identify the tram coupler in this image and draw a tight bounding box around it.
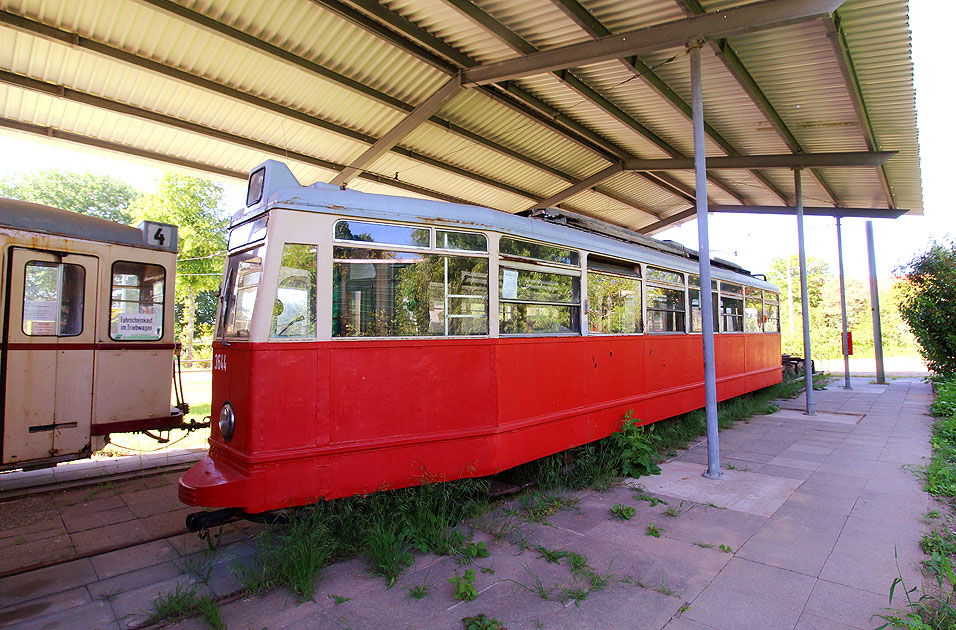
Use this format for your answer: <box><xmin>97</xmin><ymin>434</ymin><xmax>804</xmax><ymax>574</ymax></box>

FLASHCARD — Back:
<box><xmin>185</xmin><ymin>507</ymin><xmax>245</xmax><ymax>532</ymax></box>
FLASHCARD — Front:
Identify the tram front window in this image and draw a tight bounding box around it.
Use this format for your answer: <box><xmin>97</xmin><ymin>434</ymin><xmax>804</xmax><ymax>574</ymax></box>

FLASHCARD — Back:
<box><xmin>222</xmin><ymin>246</ymin><xmax>263</xmax><ymax>338</ymax></box>
<box><xmin>271</xmin><ymin>243</ymin><xmax>317</xmax><ymax>338</ymax></box>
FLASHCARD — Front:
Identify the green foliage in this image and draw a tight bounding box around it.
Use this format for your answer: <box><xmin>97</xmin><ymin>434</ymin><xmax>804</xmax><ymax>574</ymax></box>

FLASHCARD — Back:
<box><xmin>872</xmin><ymin>551</ymin><xmax>956</xmax><ymax>629</ymax></box>
<box><xmin>719</xmin><ymin>544</ymin><xmax>733</xmax><ymax>554</ymax></box>
<box><xmin>897</xmin><ymin>241</ymin><xmax>956</xmax><ymax>376</ymax></box>
<box><xmin>917</xmin><ymin>378</ymin><xmax>956</xmax><ymax>498</ymax></box>
<box><xmin>461</xmin><ymin>613</ymin><xmax>506</xmax><ymax>630</ymax></box>
<box><xmin>458</xmin><ymin>541</ymin><xmax>490</xmax><ymax>563</ymax></box>
<box><xmin>646</xmin><ymin>523</ymin><xmax>661</xmax><ymax>538</ymax></box>
<box><xmin>148</xmin><ymin>583</ymin><xmax>224</xmax><ymax>629</ymax></box>
<box><xmin>405</xmin><ymin>574</ymin><xmax>431</xmax><ymax>599</ymax></box>
<box><xmin>611</xmin><ymin>411</ymin><xmax>661</xmax><ymax>478</ymax></box>
<box><xmin>0</xmin><ymin>168</ymin><xmax>141</xmax><ymax>224</ymax></box>
<box><xmin>449</xmin><ymin>569</ymin><xmax>478</xmax><ymax>601</ymax></box>
<box><xmin>933</xmin><ymin>379</ymin><xmax>956</xmax><ymax>418</ymax></box>
<box><xmin>610</xmin><ymin>504</ymin><xmax>635</xmax><ymax>521</ymax></box>
<box><xmin>364</xmin><ymin>522</ymin><xmax>413</xmax><ymax>586</ymax></box>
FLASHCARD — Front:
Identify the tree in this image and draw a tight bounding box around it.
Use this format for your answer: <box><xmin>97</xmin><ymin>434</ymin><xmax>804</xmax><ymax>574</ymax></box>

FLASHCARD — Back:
<box><xmin>131</xmin><ymin>174</ymin><xmax>228</xmax><ymax>359</ymax></box>
<box><xmin>0</xmin><ymin>169</ymin><xmax>141</xmax><ymax>224</ymax></box>
<box><xmin>895</xmin><ymin>241</ymin><xmax>956</xmax><ymax>376</ymax></box>
<box><xmin>766</xmin><ymin>255</ymin><xmax>829</xmax><ymax>309</ymax></box>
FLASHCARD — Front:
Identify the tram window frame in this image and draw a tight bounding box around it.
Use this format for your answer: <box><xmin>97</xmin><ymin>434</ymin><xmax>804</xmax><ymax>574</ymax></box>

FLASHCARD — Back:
<box><xmin>270</xmin><ymin>243</ymin><xmax>317</xmax><ymax>339</ymax></box>
<box><xmin>22</xmin><ymin>261</ymin><xmax>85</xmax><ymax>337</ymax></box>
<box><xmin>221</xmin><ymin>245</ymin><xmax>265</xmax><ymax>339</ymax></box>
<box><xmin>331</xmin><ymin>239</ymin><xmax>490</xmax><ymax>339</ymax></box>
<box><xmin>688</xmin><ymin>274</ymin><xmax>719</xmax><ymax>334</ymax></box>
<box><xmin>719</xmin><ymin>282</ymin><xmax>745</xmax><ymax>333</ymax></box>
<box><xmin>764</xmin><ymin>291</ymin><xmax>781</xmax><ymax>333</ymax></box>
<box><xmin>436</xmin><ymin>230</ymin><xmax>487</xmax><ymax>253</ymax></box>
<box><xmin>645</xmin><ymin>266</ymin><xmax>686</xmax><ymax>334</ymax></box>
<box><xmin>333</xmin><ymin>219</ymin><xmax>431</xmax><ymax>249</ymax></box>
<box><xmin>498</xmin><ymin>237</ymin><xmax>581</xmax><ymax>336</ymax></box>
<box><xmin>109</xmin><ymin>261</ymin><xmax>166</xmax><ymax>341</ymax></box>
<box><xmin>586</xmin><ymin>258</ymin><xmax>642</xmax><ymax>335</ymax></box>
<box><xmin>744</xmin><ymin>286</ymin><xmax>764</xmax><ymax>334</ymax></box>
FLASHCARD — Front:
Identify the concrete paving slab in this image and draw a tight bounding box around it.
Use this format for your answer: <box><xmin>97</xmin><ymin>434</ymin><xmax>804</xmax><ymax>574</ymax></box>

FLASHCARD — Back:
<box><xmin>801</xmin><ymin>578</ymin><xmax>890</xmax><ymax>629</ymax></box>
<box><xmin>773</xmin><ymin>409</ymin><xmax>864</xmax><ymax>425</ymax></box>
<box><xmin>626</xmin><ymin>463</ymin><xmax>802</xmax><ymax>517</ymax></box>
<box><xmin>0</xmin><ymin>586</ymin><xmax>90</xmax><ymax>628</ymax></box>
<box><xmin>0</xmin><ymin>558</ymin><xmax>97</xmax><ymax>606</ymax></box>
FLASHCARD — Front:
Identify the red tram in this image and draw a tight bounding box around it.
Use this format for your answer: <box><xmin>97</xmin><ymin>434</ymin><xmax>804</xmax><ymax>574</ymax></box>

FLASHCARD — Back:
<box><xmin>179</xmin><ymin>160</ymin><xmax>781</xmax><ymax>521</ymax></box>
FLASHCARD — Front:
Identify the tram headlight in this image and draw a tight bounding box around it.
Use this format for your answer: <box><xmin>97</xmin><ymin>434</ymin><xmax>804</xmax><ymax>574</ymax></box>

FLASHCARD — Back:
<box><xmin>218</xmin><ymin>402</ymin><xmax>235</xmax><ymax>441</ymax></box>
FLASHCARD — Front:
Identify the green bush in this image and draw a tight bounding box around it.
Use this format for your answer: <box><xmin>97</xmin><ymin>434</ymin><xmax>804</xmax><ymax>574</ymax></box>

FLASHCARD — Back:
<box><xmin>897</xmin><ymin>241</ymin><xmax>956</xmax><ymax>377</ymax></box>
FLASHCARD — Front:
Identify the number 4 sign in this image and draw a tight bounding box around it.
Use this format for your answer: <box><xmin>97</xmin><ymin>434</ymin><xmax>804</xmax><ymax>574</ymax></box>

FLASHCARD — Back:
<box><xmin>139</xmin><ymin>221</ymin><xmax>178</xmax><ymax>251</ymax></box>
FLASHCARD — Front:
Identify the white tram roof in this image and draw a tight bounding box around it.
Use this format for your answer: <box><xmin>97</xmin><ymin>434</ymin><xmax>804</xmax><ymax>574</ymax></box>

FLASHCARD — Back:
<box><xmin>247</xmin><ymin>160</ymin><xmax>778</xmax><ymax>293</ymax></box>
<box><xmin>0</xmin><ymin>197</ymin><xmax>178</xmax><ymax>254</ymax></box>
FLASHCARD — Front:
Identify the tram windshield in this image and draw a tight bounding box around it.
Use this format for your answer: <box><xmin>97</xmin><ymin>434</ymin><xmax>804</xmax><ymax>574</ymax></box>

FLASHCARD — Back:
<box><xmin>220</xmin><ymin>246</ymin><xmax>263</xmax><ymax>338</ymax></box>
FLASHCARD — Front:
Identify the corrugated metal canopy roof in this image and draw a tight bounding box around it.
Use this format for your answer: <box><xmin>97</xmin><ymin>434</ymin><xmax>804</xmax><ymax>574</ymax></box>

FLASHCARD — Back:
<box><xmin>0</xmin><ymin>0</ymin><xmax>921</xmax><ymax>233</ymax></box>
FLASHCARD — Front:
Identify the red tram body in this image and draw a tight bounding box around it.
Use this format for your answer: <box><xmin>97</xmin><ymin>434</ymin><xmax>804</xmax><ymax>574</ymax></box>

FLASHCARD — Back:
<box><xmin>180</xmin><ymin>161</ymin><xmax>781</xmax><ymax>515</ymax></box>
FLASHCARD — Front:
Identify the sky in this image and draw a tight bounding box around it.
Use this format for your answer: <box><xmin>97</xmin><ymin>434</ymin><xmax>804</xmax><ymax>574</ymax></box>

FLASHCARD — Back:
<box><xmin>0</xmin><ymin>2</ymin><xmax>949</xmax><ymax>283</ymax></box>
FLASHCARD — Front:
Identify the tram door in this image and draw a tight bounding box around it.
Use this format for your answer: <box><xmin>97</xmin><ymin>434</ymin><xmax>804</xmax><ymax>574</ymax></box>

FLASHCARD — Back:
<box><xmin>2</xmin><ymin>249</ymin><xmax>98</xmax><ymax>466</ymax></box>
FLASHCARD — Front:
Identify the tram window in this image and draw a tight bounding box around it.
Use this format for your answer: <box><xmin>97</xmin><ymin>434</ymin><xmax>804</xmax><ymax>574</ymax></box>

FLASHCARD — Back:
<box><xmin>436</xmin><ymin>230</ymin><xmax>487</xmax><ymax>253</ymax></box>
<box><xmin>223</xmin><ymin>247</ymin><xmax>263</xmax><ymax>337</ymax></box>
<box><xmin>110</xmin><ymin>262</ymin><xmax>165</xmax><ymax>341</ymax></box>
<box><xmin>588</xmin><ymin>272</ymin><xmax>642</xmax><ymax>334</ymax></box>
<box><xmin>334</xmin><ymin>220</ymin><xmax>429</xmax><ymax>248</ymax></box>
<box><xmin>333</xmin><ymin>248</ymin><xmax>488</xmax><ymax>337</ymax></box>
<box><xmin>689</xmin><ymin>289</ymin><xmax>719</xmax><ymax>333</ymax></box>
<box><xmin>646</xmin><ymin>267</ymin><xmax>685</xmax><ymax>333</ymax></box>
<box><xmin>499</xmin><ymin>265</ymin><xmax>580</xmax><ymax>334</ymax></box>
<box><xmin>271</xmin><ymin>244</ymin><xmax>317</xmax><ymax>338</ymax></box>
<box><xmin>646</xmin><ymin>286</ymin><xmax>685</xmax><ymax>333</ymax></box>
<box><xmin>744</xmin><ymin>288</ymin><xmax>763</xmax><ymax>333</ymax></box>
<box><xmin>720</xmin><ymin>295</ymin><xmax>745</xmax><ymax>332</ymax></box>
<box><xmin>499</xmin><ymin>237</ymin><xmax>579</xmax><ymax>266</ymax></box>
<box><xmin>22</xmin><ymin>261</ymin><xmax>85</xmax><ymax>337</ymax></box>
<box><xmin>764</xmin><ymin>291</ymin><xmax>780</xmax><ymax>333</ymax></box>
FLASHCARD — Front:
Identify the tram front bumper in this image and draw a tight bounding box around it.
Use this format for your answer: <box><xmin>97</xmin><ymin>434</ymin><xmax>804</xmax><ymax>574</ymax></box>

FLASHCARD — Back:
<box><xmin>178</xmin><ymin>455</ymin><xmax>258</xmax><ymax>510</ymax></box>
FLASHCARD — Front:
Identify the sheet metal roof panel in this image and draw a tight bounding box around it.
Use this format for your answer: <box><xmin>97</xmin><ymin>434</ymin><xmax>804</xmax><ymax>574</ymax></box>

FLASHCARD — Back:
<box><xmin>837</xmin><ymin>0</ymin><xmax>921</xmax><ymax>211</ymax></box>
<box><xmin>469</xmin><ymin>0</ymin><xmax>591</xmax><ymax>52</ymax></box>
<box><xmin>577</xmin><ymin>0</ymin><xmax>687</xmax><ymax>33</ymax></box>
<box><xmin>437</xmin><ymin>90</ymin><xmax>612</xmax><ymax>181</ymax></box>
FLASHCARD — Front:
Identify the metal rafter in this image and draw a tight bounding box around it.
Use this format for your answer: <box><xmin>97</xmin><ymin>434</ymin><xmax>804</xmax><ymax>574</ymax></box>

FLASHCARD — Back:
<box><xmin>0</xmin><ymin>13</ymin><xmax>562</xmax><ymax>206</ymax></box>
<box><xmin>550</xmin><ymin>0</ymin><xmax>789</xmax><ymax>204</ymax></box>
<box><xmin>623</xmin><ymin>151</ymin><xmax>895</xmax><ymax>170</ymax></box>
<box><xmin>330</xmin><ymin>77</ymin><xmax>462</xmax><ymax>186</ymax></box>
<box><xmin>69</xmin><ymin>4</ymin><xmax>594</xmax><ymax>195</ymax></box>
<box><xmin>532</xmin><ymin>163</ymin><xmax>623</xmax><ymax>209</ymax></box>
<box><xmin>823</xmin><ymin>13</ymin><xmax>897</xmax><ymax>209</ymax></box>
<box><xmin>317</xmin><ymin>0</ymin><xmax>695</xmax><ymax>214</ymax></box>
<box><xmin>0</xmin><ymin>117</ymin><xmax>478</xmax><ymax>205</ymax></box>
<box><xmin>709</xmin><ymin>205</ymin><xmax>906</xmax><ymax>218</ymax></box>
<box><xmin>460</xmin><ymin>0</ymin><xmax>844</xmax><ymax>85</ymax></box>
<box><xmin>674</xmin><ymin>0</ymin><xmax>844</xmax><ymax>207</ymax></box>
<box><xmin>0</xmin><ymin>69</ymin><xmax>549</xmax><ymax>204</ymax></box>
<box><xmin>440</xmin><ymin>0</ymin><xmax>749</xmax><ymax>207</ymax></box>
<box><xmin>638</xmin><ymin>208</ymin><xmax>697</xmax><ymax>234</ymax></box>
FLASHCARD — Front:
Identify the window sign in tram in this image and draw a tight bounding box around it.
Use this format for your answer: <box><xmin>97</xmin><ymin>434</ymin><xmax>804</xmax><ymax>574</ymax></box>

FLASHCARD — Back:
<box><xmin>110</xmin><ymin>261</ymin><xmax>165</xmax><ymax>340</ymax></box>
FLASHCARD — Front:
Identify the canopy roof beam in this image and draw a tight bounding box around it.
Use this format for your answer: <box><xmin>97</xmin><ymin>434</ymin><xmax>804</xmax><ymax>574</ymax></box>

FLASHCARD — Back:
<box><xmin>550</xmin><ymin>0</ymin><xmax>789</xmax><ymax>205</ymax></box>
<box><xmin>460</xmin><ymin>0</ymin><xmax>844</xmax><ymax>86</ymax></box>
<box><xmin>441</xmin><ymin>0</ymin><xmax>748</xmax><ymax>205</ymax></box>
<box><xmin>709</xmin><ymin>205</ymin><xmax>907</xmax><ymax>218</ymax></box>
<box><xmin>624</xmin><ymin>151</ymin><xmax>895</xmax><ymax>170</ymax></box>
<box><xmin>532</xmin><ymin>163</ymin><xmax>623</xmax><ymax>209</ymax></box>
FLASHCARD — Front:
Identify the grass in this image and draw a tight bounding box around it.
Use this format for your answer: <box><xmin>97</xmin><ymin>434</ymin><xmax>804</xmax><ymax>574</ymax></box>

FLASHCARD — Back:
<box><xmin>147</xmin><ymin>583</ymin><xmax>224</xmax><ymax>630</ymax></box>
<box><xmin>405</xmin><ymin>573</ymin><xmax>431</xmax><ymax>599</ymax></box>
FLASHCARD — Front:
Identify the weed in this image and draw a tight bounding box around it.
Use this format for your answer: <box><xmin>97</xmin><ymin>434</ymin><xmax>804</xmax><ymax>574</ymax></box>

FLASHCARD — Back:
<box><xmin>920</xmin><ymin>529</ymin><xmax>956</xmax><ymax>557</ymax></box>
<box><xmin>726</xmin><ymin>462</ymin><xmax>736</xmax><ymax>470</ymax></box>
<box><xmin>563</xmin><ymin>551</ymin><xmax>589</xmax><ymax>575</ymax></box>
<box><xmin>449</xmin><ymin>569</ymin><xmax>478</xmax><ymax>601</ymax></box>
<box><xmin>405</xmin><ymin>574</ymin><xmax>431</xmax><ymax>599</ymax></box>
<box><xmin>198</xmin><ymin>596</ymin><xmax>226</xmax><ymax>630</ymax></box>
<box><xmin>509</xmin><ymin>527</ymin><xmax>534</xmax><ymax>554</ymax></box>
<box><xmin>620</xmin><ymin>575</ymin><xmax>647</xmax><ymax>588</ymax></box>
<box><xmin>719</xmin><ymin>544</ymin><xmax>733</xmax><ymax>554</ymax></box>
<box><xmin>610</xmin><ymin>504</ymin><xmax>636</xmax><ymax>520</ymax></box>
<box><xmin>535</xmin><ymin>545</ymin><xmax>566</xmax><ymax>564</ymax></box>
<box><xmin>97</xmin><ymin>589</ymin><xmax>121</xmax><ymax>603</ymax></box>
<box><xmin>512</xmin><ymin>492</ymin><xmax>577</xmax><ymax>523</ymax></box>
<box><xmin>655</xmin><ymin>577</ymin><xmax>680</xmax><ymax>598</ymax></box>
<box><xmin>508</xmin><ymin>565</ymin><xmax>552</xmax><ymax>601</ymax></box>
<box><xmin>693</xmin><ymin>542</ymin><xmax>714</xmax><ymax>549</ymax></box>
<box><xmin>678</xmin><ymin>603</ymin><xmax>690</xmax><ymax>614</ymax></box>
<box><xmin>365</xmin><ymin>522</ymin><xmax>413</xmax><ymax>587</ymax></box>
<box><xmin>457</xmin><ymin>541</ymin><xmax>490</xmax><ymax>564</ymax></box>
<box><xmin>461</xmin><ymin>613</ymin><xmax>506</xmax><ymax>630</ymax></box>
<box><xmin>328</xmin><ymin>594</ymin><xmax>350</xmax><ymax>604</ymax></box>
<box><xmin>650</xmin><ymin>497</ymin><xmax>667</xmax><ymax>507</ymax></box>
<box><xmin>533</xmin><ymin>619</ymin><xmax>543</xmax><ymax>629</ymax></box>
<box><xmin>480</xmin><ymin>566</ymin><xmax>495</xmax><ymax>574</ymax></box>
<box><xmin>646</xmin><ymin>523</ymin><xmax>662</xmax><ymax>538</ymax></box>
<box><xmin>180</xmin><ymin>549</ymin><xmax>216</xmax><ymax>585</ymax></box>
<box><xmin>480</xmin><ymin>515</ymin><xmax>519</xmax><ymax>543</ymax></box>
<box><xmin>13</xmin><ymin>534</ymin><xmax>24</xmax><ymax>546</ymax></box>
<box><xmin>925</xmin><ymin>510</ymin><xmax>941</xmax><ymax>521</ymax></box>
<box><xmin>872</xmin><ymin>550</ymin><xmax>956</xmax><ymax>629</ymax></box>
<box><xmin>561</xmin><ymin>585</ymin><xmax>590</xmax><ymax>606</ymax></box>
<box><xmin>147</xmin><ymin>582</ymin><xmax>224</xmax><ymax>629</ymax></box>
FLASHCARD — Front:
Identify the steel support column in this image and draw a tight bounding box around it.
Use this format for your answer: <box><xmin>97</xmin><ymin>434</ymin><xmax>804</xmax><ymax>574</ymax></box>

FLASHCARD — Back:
<box><xmin>690</xmin><ymin>46</ymin><xmax>722</xmax><ymax>481</ymax></box>
<box><xmin>795</xmin><ymin>169</ymin><xmax>815</xmax><ymax>414</ymax></box>
<box><xmin>866</xmin><ymin>221</ymin><xmax>886</xmax><ymax>384</ymax></box>
<box><xmin>836</xmin><ymin>217</ymin><xmax>852</xmax><ymax>389</ymax></box>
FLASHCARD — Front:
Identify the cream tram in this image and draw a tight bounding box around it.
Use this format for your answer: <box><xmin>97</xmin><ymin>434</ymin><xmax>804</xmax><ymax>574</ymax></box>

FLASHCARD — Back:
<box><xmin>179</xmin><ymin>160</ymin><xmax>781</xmax><ymax>525</ymax></box>
<box><xmin>0</xmin><ymin>199</ymin><xmax>185</xmax><ymax>471</ymax></box>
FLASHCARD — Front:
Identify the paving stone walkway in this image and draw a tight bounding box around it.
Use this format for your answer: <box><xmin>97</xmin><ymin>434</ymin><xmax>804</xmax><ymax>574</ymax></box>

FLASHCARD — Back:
<box><xmin>0</xmin><ymin>377</ymin><xmax>934</xmax><ymax>630</ymax></box>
